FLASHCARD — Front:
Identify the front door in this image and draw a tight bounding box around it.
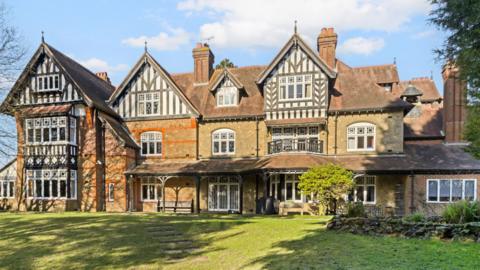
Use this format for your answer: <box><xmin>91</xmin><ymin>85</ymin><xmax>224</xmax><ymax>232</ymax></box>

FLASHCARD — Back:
<box><xmin>208</xmin><ymin>177</ymin><xmax>239</xmax><ymax>212</ymax></box>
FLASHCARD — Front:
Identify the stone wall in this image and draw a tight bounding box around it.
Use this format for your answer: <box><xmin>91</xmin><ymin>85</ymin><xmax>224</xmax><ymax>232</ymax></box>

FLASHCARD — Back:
<box><xmin>328</xmin><ymin>216</ymin><xmax>480</xmax><ymax>241</ymax></box>
<box><xmin>198</xmin><ymin>119</ymin><xmax>267</xmax><ymax>159</ymax></box>
<box><xmin>326</xmin><ymin>111</ymin><xmax>404</xmax><ymax>155</ymax></box>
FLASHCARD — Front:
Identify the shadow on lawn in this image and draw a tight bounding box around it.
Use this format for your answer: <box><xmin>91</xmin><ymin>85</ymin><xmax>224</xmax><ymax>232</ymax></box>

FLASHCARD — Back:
<box><xmin>0</xmin><ymin>213</ymin><xmax>250</xmax><ymax>269</ymax></box>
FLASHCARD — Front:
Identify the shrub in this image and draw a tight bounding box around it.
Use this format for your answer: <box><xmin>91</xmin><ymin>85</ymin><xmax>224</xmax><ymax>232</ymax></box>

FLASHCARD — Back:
<box><xmin>403</xmin><ymin>212</ymin><xmax>425</xmax><ymax>223</ymax></box>
<box><xmin>345</xmin><ymin>202</ymin><xmax>365</xmax><ymax>217</ymax></box>
<box><xmin>442</xmin><ymin>200</ymin><xmax>480</xmax><ymax>224</ymax></box>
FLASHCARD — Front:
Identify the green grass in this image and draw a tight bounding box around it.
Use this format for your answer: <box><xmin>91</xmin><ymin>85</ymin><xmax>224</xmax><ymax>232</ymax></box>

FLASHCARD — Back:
<box><xmin>0</xmin><ymin>213</ymin><xmax>479</xmax><ymax>270</ymax></box>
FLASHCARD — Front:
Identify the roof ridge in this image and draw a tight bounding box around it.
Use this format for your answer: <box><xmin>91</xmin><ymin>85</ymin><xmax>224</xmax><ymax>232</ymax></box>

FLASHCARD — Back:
<box><xmin>353</xmin><ymin>64</ymin><xmax>397</xmax><ymax>70</ymax></box>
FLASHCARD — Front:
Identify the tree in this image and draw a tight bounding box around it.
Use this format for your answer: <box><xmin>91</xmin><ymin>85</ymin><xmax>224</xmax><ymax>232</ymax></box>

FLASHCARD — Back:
<box><xmin>215</xmin><ymin>58</ymin><xmax>236</xmax><ymax>69</ymax></box>
<box><xmin>298</xmin><ymin>163</ymin><xmax>354</xmax><ymax>214</ymax></box>
<box><xmin>429</xmin><ymin>0</ymin><xmax>480</xmax><ymax>157</ymax></box>
<box><xmin>0</xmin><ymin>3</ymin><xmax>25</xmax><ymax>163</ymax></box>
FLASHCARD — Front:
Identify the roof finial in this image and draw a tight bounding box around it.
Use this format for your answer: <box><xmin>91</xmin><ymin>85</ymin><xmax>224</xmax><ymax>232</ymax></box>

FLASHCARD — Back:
<box><xmin>41</xmin><ymin>31</ymin><xmax>45</xmax><ymax>43</ymax></box>
<box><xmin>144</xmin><ymin>40</ymin><xmax>148</xmax><ymax>53</ymax></box>
<box><xmin>393</xmin><ymin>57</ymin><xmax>396</xmax><ymax>65</ymax></box>
<box><xmin>294</xmin><ymin>20</ymin><xmax>298</xmax><ymax>34</ymax></box>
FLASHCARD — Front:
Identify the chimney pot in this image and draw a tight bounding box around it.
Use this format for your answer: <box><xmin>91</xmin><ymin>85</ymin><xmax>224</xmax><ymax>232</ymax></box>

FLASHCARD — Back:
<box><xmin>95</xmin><ymin>72</ymin><xmax>111</xmax><ymax>85</ymax></box>
<box><xmin>442</xmin><ymin>63</ymin><xmax>467</xmax><ymax>143</ymax></box>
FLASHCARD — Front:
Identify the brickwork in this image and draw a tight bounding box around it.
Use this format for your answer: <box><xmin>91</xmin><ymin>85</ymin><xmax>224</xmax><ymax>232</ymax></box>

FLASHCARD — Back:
<box><xmin>126</xmin><ymin>117</ymin><xmax>197</xmax><ymax>160</ymax></box>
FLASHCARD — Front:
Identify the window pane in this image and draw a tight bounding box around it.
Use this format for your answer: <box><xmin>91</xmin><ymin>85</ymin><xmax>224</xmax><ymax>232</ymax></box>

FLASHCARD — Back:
<box><xmin>451</xmin><ymin>180</ymin><xmax>462</xmax><ymax>201</ymax></box>
<box><xmin>288</xmin><ymin>85</ymin><xmax>294</xmax><ymax>99</ymax></box>
<box><xmin>149</xmin><ymin>185</ymin><xmax>155</xmax><ymax>200</ymax></box>
<box><xmin>213</xmin><ymin>141</ymin><xmax>219</xmax><ymax>153</ymax></box>
<box><xmin>28</xmin><ymin>129</ymin><xmax>34</xmax><ymax>143</ymax></box>
<box><xmin>465</xmin><ymin>181</ymin><xmax>475</xmax><ymax>201</ymax></box>
<box><xmin>51</xmin><ymin>180</ymin><xmax>58</xmax><ymax>197</ymax></box>
<box><xmin>43</xmin><ymin>180</ymin><xmax>50</xmax><ymax>198</ymax></box>
<box><xmin>51</xmin><ymin>128</ymin><xmax>58</xmax><ymax>141</ymax></box>
<box><xmin>294</xmin><ymin>182</ymin><xmax>301</xmax><ymax>201</ymax></box>
<box><xmin>439</xmin><ymin>180</ymin><xmax>450</xmax><ymax>202</ymax></box>
<box><xmin>142</xmin><ymin>143</ymin><xmax>148</xmax><ymax>155</ymax></box>
<box><xmin>149</xmin><ymin>142</ymin><xmax>155</xmax><ymax>154</ymax></box>
<box><xmin>55</xmin><ymin>76</ymin><xmax>59</xmax><ymax>89</ymax></box>
<box><xmin>367</xmin><ymin>136</ymin><xmax>374</xmax><ymax>149</ymax></box>
<box><xmin>35</xmin><ymin>129</ymin><xmax>41</xmax><ymax>142</ymax></box>
<box><xmin>280</xmin><ymin>85</ymin><xmax>286</xmax><ymax>99</ymax></box>
<box><xmin>142</xmin><ymin>185</ymin><xmax>148</xmax><ymax>200</ymax></box>
<box><xmin>428</xmin><ymin>181</ymin><xmax>438</xmax><ymax>201</ymax></box>
<box><xmin>286</xmin><ymin>182</ymin><xmax>293</xmax><ymax>200</ymax></box>
<box><xmin>221</xmin><ymin>141</ymin><xmax>227</xmax><ymax>153</ymax></box>
<box><xmin>8</xmin><ymin>182</ymin><xmax>14</xmax><ymax>197</ymax></box>
<box><xmin>305</xmin><ymin>84</ymin><xmax>312</xmax><ymax>98</ymax></box>
<box><xmin>357</xmin><ymin>137</ymin><xmax>365</xmax><ymax>149</ymax></box>
<box><xmin>296</xmin><ymin>84</ymin><xmax>303</xmax><ymax>98</ymax></box>
<box><xmin>228</xmin><ymin>141</ymin><xmax>234</xmax><ymax>153</ymax></box>
<box><xmin>43</xmin><ymin>128</ymin><xmax>50</xmax><ymax>142</ymax></box>
<box><xmin>146</xmin><ymin>103</ymin><xmax>152</xmax><ymax>114</ymax></box>
<box><xmin>156</xmin><ymin>142</ymin><xmax>162</xmax><ymax>154</ymax></box>
<box><xmin>59</xmin><ymin>127</ymin><xmax>66</xmax><ymax>141</ymax></box>
<box><xmin>60</xmin><ymin>180</ymin><xmax>66</xmax><ymax>197</ymax></box>
<box><xmin>366</xmin><ymin>186</ymin><xmax>375</xmax><ymax>202</ymax></box>
<box><xmin>356</xmin><ymin>186</ymin><xmax>364</xmax><ymax>202</ymax></box>
<box><xmin>35</xmin><ymin>180</ymin><xmax>42</xmax><ymax>197</ymax></box>
<box><xmin>348</xmin><ymin>137</ymin><xmax>355</xmax><ymax>150</ymax></box>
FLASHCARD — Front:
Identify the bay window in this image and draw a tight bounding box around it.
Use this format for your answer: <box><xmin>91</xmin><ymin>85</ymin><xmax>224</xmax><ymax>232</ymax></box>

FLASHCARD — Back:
<box><xmin>212</xmin><ymin>129</ymin><xmax>235</xmax><ymax>155</ymax></box>
<box><xmin>427</xmin><ymin>179</ymin><xmax>476</xmax><ymax>203</ymax></box>
<box><xmin>26</xmin><ymin>169</ymin><xmax>76</xmax><ymax>199</ymax></box>
<box><xmin>347</xmin><ymin>123</ymin><xmax>375</xmax><ymax>151</ymax></box>
<box><xmin>140</xmin><ymin>132</ymin><xmax>162</xmax><ymax>156</ymax></box>
<box><xmin>25</xmin><ymin>116</ymin><xmax>74</xmax><ymax>145</ymax></box>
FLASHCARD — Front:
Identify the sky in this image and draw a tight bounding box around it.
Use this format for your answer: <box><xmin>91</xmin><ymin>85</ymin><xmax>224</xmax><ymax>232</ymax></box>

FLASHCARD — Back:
<box><xmin>4</xmin><ymin>0</ymin><xmax>447</xmax><ymax>90</ymax></box>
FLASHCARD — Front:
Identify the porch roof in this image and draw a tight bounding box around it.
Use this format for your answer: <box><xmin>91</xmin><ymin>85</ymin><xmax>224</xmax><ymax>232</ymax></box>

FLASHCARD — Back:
<box><xmin>125</xmin><ymin>158</ymin><xmax>259</xmax><ymax>176</ymax></box>
<box><xmin>125</xmin><ymin>144</ymin><xmax>480</xmax><ymax>176</ymax></box>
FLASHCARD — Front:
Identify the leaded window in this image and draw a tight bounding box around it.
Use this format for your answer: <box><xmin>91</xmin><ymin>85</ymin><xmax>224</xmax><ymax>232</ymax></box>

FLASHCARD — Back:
<box><xmin>279</xmin><ymin>74</ymin><xmax>312</xmax><ymax>100</ymax></box>
<box><xmin>25</xmin><ymin>117</ymin><xmax>73</xmax><ymax>145</ymax></box>
<box><xmin>141</xmin><ymin>132</ymin><xmax>162</xmax><ymax>156</ymax></box>
<box><xmin>212</xmin><ymin>129</ymin><xmax>235</xmax><ymax>155</ymax></box>
<box><xmin>138</xmin><ymin>93</ymin><xmax>160</xmax><ymax>116</ymax></box>
<box><xmin>347</xmin><ymin>123</ymin><xmax>375</xmax><ymax>151</ymax></box>
<box><xmin>26</xmin><ymin>169</ymin><xmax>76</xmax><ymax>199</ymax></box>
<box><xmin>141</xmin><ymin>178</ymin><xmax>162</xmax><ymax>201</ymax></box>
<box><xmin>349</xmin><ymin>176</ymin><xmax>376</xmax><ymax>204</ymax></box>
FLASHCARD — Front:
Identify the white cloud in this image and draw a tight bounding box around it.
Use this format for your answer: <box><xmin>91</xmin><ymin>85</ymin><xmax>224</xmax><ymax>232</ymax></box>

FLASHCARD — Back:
<box><xmin>121</xmin><ymin>27</ymin><xmax>191</xmax><ymax>51</ymax></box>
<box><xmin>177</xmin><ymin>0</ymin><xmax>430</xmax><ymax>48</ymax></box>
<box><xmin>78</xmin><ymin>58</ymin><xmax>128</xmax><ymax>74</ymax></box>
<box><xmin>411</xmin><ymin>30</ymin><xmax>436</xmax><ymax>39</ymax></box>
<box><xmin>337</xmin><ymin>37</ymin><xmax>385</xmax><ymax>55</ymax></box>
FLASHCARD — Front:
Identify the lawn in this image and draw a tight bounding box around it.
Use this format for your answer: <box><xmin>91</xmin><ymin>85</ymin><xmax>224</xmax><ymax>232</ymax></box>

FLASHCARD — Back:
<box><xmin>0</xmin><ymin>213</ymin><xmax>479</xmax><ymax>270</ymax></box>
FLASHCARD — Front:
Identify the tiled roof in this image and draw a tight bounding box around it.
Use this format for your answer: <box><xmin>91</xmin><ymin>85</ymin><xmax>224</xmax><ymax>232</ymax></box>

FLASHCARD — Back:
<box><xmin>20</xmin><ymin>104</ymin><xmax>72</xmax><ymax>116</ymax></box>
<box><xmin>171</xmin><ymin>66</ymin><xmax>266</xmax><ymax>119</ymax></box>
<box><xmin>351</xmin><ymin>64</ymin><xmax>400</xmax><ymax>84</ymax></box>
<box><xmin>126</xmin><ymin>144</ymin><xmax>480</xmax><ymax>175</ymax></box>
<box><xmin>404</xmin><ymin>103</ymin><xmax>444</xmax><ymax>139</ymax></box>
<box><xmin>98</xmin><ymin>112</ymin><xmax>139</xmax><ymax>149</ymax></box>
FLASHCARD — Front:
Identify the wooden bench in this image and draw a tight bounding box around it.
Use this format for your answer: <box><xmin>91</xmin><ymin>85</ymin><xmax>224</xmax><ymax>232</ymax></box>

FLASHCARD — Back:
<box><xmin>278</xmin><ymin>202</ymin><xmax>318</xmax><ymax>216</ymax></box>
<box><xmin>157</xmin><ymin>200</ymin><xmax>193</xmax><ymax>213</ymax></box>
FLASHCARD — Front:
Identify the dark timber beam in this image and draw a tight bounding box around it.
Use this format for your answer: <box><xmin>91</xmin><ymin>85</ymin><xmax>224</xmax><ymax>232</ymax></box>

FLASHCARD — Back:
<box><xmin>195</xmin><ymin>175</ymin><xmax>201</xmax><ymax>214</ymax></box>
<box><xmin>239</xmin><ymin>175</ymin><xmax>244</xmax><ymax>214</ymax></box>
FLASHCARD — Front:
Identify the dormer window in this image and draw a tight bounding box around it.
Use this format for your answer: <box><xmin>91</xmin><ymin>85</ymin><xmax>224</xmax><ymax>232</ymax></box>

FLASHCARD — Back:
<box><xmin>37</xmin><ymin>74</ymin><xmax>60</xmax><ymax>91</ymax></box>
<box><xmin>216</xmin><ymin>86</ymin><xmax>237</xmax><ymax>107</ymax></box>
<box><xmin>279</xmin><ymin>74</ymin><xmax>312</xmax><ymax>101</ymax></box>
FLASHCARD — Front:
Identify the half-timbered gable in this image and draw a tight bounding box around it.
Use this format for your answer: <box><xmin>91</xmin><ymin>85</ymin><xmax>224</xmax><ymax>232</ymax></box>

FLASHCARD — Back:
<box><xmin>109</xmin><ymin>52</ymin><xmax>199</xmax><ymax>120</ymax></box>
<box><xmin>257</xmin><ymin>34</ymin><xmax>336</xmax><ymax>121</ymax></box>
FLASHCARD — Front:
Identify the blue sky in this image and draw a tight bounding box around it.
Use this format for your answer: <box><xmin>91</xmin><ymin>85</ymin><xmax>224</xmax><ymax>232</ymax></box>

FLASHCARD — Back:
<box><xmin>6</xmin><ymin>0</ymin><xmax>446</xmax><ymax>90</ymax></box>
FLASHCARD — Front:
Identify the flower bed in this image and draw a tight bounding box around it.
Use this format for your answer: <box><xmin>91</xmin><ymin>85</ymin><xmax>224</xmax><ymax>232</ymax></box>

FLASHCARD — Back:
<box><xmin>327</xmin><ymin>216</ymin><xmax>480</xmax><ymax>241</ymax></box>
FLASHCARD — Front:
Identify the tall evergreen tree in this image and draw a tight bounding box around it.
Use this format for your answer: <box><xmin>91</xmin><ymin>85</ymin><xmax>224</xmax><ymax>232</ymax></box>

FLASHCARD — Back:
<box><xmin>430</xmin><ymin>0</ymin><xmax>480</xmax><ymax>157</ymax></box>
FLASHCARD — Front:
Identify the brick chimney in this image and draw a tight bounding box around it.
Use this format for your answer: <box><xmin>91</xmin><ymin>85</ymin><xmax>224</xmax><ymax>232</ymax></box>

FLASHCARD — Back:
<box><xmin>317</xmin><ymin>27</ymin><xmax>337</xmax><ymax>69</ymax></box>
<box><xmin>95</xmin><ymin>72</ymin><xmax>111</xmax><ymax>85</ymax></box>
<box><xmin>442</xmin><ymin>63</ymin><xmax>467</xmax><ymax>143</ymax></box>
<box><xmin>192</xmin><ymin>43</ymin><xmax>214</xmax><ymax>85</ymax></box>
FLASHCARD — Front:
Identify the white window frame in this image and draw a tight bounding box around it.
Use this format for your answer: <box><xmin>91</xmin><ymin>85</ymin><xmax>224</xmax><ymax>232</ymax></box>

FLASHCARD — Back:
<box><xmin>212</xmin><ymin>129</ymin><xmax>235</xmax><ymax>155</ymax></box>
<box><xmin>137</xmin><ymin>93</ymin><xmax>160</xmax><ymax>116</ymax></box>
<box><xmin>0</xmin><ymin>177</ymin><xmax>15</xmax><ymax>198</ymax></box>
<box><xmin>25</xmin><ymin>116</ymin><xmax>74</xmax><ymax>145</ymax></box>
<box><xmin>426</xmin><ymin>179</ymin><xmax>477</xmax><ymax>203</ymax></box>
<box><xmin>278</xmin><ymin>74</ymin><xmax>313</xmax><ymax>101</ymax></box>
<box><xmin>26</xmin><ymin>169</ymin><xmax>77</xmax><ymax>200</ymax></box>
<box><xmin>141</xmin><ymin>179</ymin><xmax>162</xmax><ymax>202</ymax></box>
<box><xmin>140</xmin><ymin>132</ymin><xmax>162</xmax><ymax>156</ymax></box>
<box><xmin>208</xmin><ymin>176</ymin><xmax>240</xmax><ymax>211</ymax></box>
<box><xmin>108</xmin><ymin>183</ymin><xmax>115</xmax><ymax>202</ymax></box>
<box><xmin>37</xmin><ymin>74</ymin><xmax>60</xmax><ymax>91</ymax></box>
<box><xmin>347</xmin><ymin>123</ymin><xmax>376</xmax><ymax>152</ymax></box>
<box><xmin>351</xmin><ymin>175</ymin><xmax>376</xmax><ymax>205</ymax></box>
<box><xmin>216</xmin><ymin>86</ymin><xmax>238</xmax><ymax>107</ymax></box>
<box><xmin>269</xmin><ymin>174</ymin><xmax>307</xmax><ymax>203</ymax></box>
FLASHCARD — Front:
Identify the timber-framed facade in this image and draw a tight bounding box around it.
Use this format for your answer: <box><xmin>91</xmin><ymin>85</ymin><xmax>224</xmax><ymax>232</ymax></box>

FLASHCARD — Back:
<box><xmin>1</xmin><ymin>27</ymin><xmax>479</xmax><ymax>216</ymax></box>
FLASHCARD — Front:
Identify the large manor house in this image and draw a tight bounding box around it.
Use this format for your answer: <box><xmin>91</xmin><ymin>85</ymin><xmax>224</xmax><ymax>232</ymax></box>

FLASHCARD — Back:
<box><xmin>0</xmin><ymin>27</ymin><xmax>479</xmax><ymax>216</ymax></box>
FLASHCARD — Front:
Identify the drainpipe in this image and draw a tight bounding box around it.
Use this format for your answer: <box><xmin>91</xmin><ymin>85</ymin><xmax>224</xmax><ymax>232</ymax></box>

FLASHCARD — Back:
<box><xmin>334</xmin><ymin>112</ymin><xmax>338</xmax><ymax>155</ymax></box>
<box><xmin>409</xmin><ymin>173</ymin><xmax>415</xmax><ymax>214</ymax></box>
<box><xmin>256</xmin><ymin>116</ymin><xmax>259</xmax><ymax>158</ymax></box>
